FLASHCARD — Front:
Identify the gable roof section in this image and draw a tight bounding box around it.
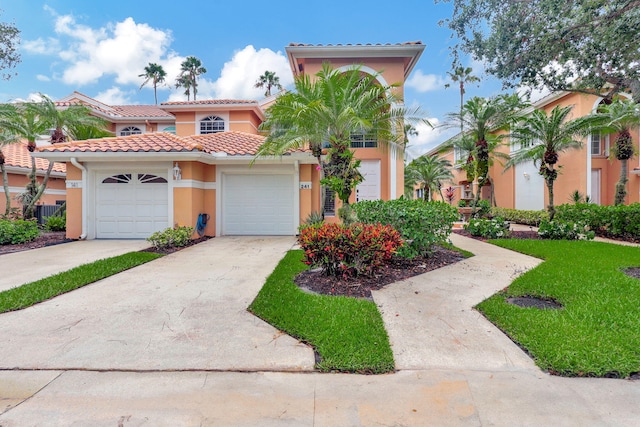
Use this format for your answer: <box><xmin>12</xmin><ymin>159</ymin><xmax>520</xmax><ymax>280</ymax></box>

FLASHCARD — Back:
<box><xmin>56</xmin><ymin>91</ymin><xmax>174</xmax><ymax>121</ymax></box>
<box><xmin>2</xmin><ymin>142</ymin><xmax>66</xmax><ymax>174</ymax></box>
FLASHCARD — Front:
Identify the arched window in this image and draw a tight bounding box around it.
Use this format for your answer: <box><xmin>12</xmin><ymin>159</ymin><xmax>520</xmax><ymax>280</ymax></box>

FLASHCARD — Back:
<box><xmin>200</xmin><ymin>116</ymin><xmax>225</xmax><ymax>134</ymax></box>
<box><xmin>120</xmin><ymin>126</ymin><xmax>142</xmax><ymax>136</ymax></box>
<box><xmin>162</xmin><ymin>126</ymin><xmax>176</xmax><ymax>134</ymax></box>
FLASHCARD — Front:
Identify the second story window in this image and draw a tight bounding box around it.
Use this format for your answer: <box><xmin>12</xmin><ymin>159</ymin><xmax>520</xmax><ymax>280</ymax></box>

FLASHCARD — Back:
<box><xmin>350</xmin><ymin>131</ymin><xmax>377</xmax><ymax>148</ymax></box>
<box><xmin>200</xmin><ymin>116</ymin><xmax>225</xmax><ymax>134</ymax></box>
<box><xmin>120</xmin><ymin>126</ymin><xmax>142</xmax><ymax>136</ymax></box>
<box><xmin>590</xmin><ymin>132</ymin><xmax>609</xmax><ymax>156</ymax></box>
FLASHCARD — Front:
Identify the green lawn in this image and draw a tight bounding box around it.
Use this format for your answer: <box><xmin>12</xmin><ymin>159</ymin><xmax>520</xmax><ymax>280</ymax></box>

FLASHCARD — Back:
<box><xmin>249</xmin><ymin>250</ymin><xmax>395</xmax><ymax>374</ymax></box>
<box><xmin>0</xmin><ymin>252</ymin><xmax>162</xmax><ymax>313</ymax></box>
<box><xmin>478</xmin><ymin>239</ymin><xmax>640</xmax><ymax>377</ymax></box>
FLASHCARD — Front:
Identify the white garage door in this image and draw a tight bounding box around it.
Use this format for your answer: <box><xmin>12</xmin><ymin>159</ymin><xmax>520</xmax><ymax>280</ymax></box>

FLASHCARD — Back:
<box><xmin>96</xmin><ymin>172</ymin><xmax>169</xmax><ymax>239</ymax></box>
<box><xmin>222</xmin><ymin>174</ymin><xmax>294</xmax><ymax>235</ymax></box>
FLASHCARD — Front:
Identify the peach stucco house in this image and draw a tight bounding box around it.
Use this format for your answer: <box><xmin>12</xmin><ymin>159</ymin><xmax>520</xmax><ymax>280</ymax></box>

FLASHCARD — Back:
<box><xmin>33</xmin><ymin>42</ymin><xmax>425</xmax><ymax>239</ymax></box>
<box><xmin>432</xmin><ymin>91</ymin><xmax>640</xmax><ymax>210</ymax></box>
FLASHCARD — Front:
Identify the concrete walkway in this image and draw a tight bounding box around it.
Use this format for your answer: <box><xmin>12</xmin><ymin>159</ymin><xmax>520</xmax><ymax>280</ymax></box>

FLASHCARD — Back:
<box><xmin>0</xmin><ymin>234</ymin><xmax>639</xmax><ymax>426</ymax></box>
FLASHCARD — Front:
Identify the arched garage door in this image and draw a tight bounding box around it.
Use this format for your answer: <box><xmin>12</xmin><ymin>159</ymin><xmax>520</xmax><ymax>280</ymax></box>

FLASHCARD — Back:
<box><xmin>222</xmin><ymin>173</ymin><xmax>295</xmax><ymax>235</ymax></box>
<box><xmin>96</xmin><ymin>172</ymin><xmax>169</xmax><ymax>238</ymax></box>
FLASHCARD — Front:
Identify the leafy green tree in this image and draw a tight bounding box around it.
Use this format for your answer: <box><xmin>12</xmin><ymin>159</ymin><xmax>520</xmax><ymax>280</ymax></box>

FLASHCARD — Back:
<box><xmin>255</xmin><ymin>71</ymin><xmax>284</xmax><ymax>97</ymax></box>
<box><xmin>445</xmin><ymin>64</ymin><xmax>480</xmax><ymax>134</ymax></box>
<box><xmin>596</xmin><ymin>99</ymin><xmax>640</xmax><ymax>204</ymax></box>
<box><xmin>257</xmin><ymin>63</ymin><xmax>430</xmax><ymax>221</ymax></box>
<box><xmin>441</xmin><ymin>0</ymin><xmax>640</xmax><ymax>102</ymax></box>
<box><xmin>406</xmin><ymin>155</ymin><xmax>453</xmax><ymax>201</ymax></box>
<box><xmin>139</xmin><ymin>63</ymin><xmax>167</xmax><ymax>105</ymax></box>
<box><xmin>445</xmin><ymin>95</ymin><xmax>524</xmax><ymax>208</ymax></box>
<box><xmin>0</xmin><ymin>12</ymin><xmax>20</xmax><ymax>80</ymax></box>
<box><xmin>176</xmin><ymin>56</ymin><xmax>206</xmax><ymax>101</ymax></box>
<box><xmin>505</xmin><ymin>105</ymin><xmax>599</xmax><ymax>219</ymax></box>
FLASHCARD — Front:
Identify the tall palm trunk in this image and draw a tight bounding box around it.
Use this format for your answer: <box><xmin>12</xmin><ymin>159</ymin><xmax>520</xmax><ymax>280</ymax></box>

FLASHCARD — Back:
<box><xmin>546</xmin><ymin>177</ymin><xmax>556</xmax><ymax>220</ymax></box>
<box><xmin>1</xmin><ymin>164</ymin><xmax>10</xmax><ymax>216</ymax></box>
<box><xmin>615</xmin><ymin>159</ymin><xmax>629</xmax><ymax>205</ymax></box>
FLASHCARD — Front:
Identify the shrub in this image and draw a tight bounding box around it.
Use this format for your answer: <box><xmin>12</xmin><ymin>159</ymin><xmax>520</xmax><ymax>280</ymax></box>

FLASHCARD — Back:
<box><xmin>44</xmin><ymin>214</ymin><xmax>66</xmax><ymax>232</ymax></box>
<box><xmin>298</xmin><ymin>222</ymin><xmax>403</xmax><ymax>278</ymax></box>
<box><xmin>303</xmin><ymin>211</ymin><xmax>324</xmax><ymax>227</ymax></box>
<box><xmin>472</xmin><ymin>199</ymin><xmax>491</xmax><ymax>218</ymax></box>
<box><xmin>147</xmin><ymin>226</ymin><xmax>194</xmax><ymax>250</ymax></box>
<box><xmin>465</xmin><ymin>217</ymin><xmax>510</xmax><ymax>239</ymax></box>
<box><xmin>490</xmin><ymin>207</ymin><xmax>548</xmax><ymax>226</ymax></box>
<box><xmin>353</xmin><ymin>199</ymin><xmax>459</xmax><ymax>259</ymax></box>
<box><xmin>537</xmin><ymin>220</ymin><xmax>595</xmax><ymax>240</ymax></box>
<box><xmin>457</xmin><ymin>199</ymin><xmax>468</xmax><ymax>207</ymax></box>
<box><xmin>0</xmin><ymin>219</ymin><xmax>40</xmax><ymax>245</ymax></box>
<box><xmin>555</xmin><ymin>203</ymin><xmax>640</xmax><ymax>239</ymax></box>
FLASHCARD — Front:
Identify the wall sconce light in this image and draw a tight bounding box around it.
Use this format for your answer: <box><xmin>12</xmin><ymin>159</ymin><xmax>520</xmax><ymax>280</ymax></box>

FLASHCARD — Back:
<box><xmin>523</xmin><ymin>172</ymin><xmax>530</xmax><ymax>180</ymax></box>
<box><xmin>173</xmin><ymin>162</ymin><xmax>182</xmax><ymax>181</ymax></box>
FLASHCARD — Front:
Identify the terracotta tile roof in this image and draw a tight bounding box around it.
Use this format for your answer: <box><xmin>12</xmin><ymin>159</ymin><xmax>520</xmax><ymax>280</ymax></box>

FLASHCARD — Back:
<box><xmin>160</xmin><ymin>99</ymin><xmax>258</xmax><ymax>106</ymax></box>
<box><xmin>54</xmin><ymin>100</ymin><xmax>174</xmax><ymax>119</ymax></box>
<box><xmin>188</xmin><ymin>131</ymin><xmax>266</xmax><ymax>155</ymax></box>
<box><xmin>2</xmin><ymin>142</ymin><xmax>66</xmax><ymax>173</ymax></box>
<box><xmin>36</xmin><ymin>133</ymin><xmax>201</xmax><ymax>153</ymax></box>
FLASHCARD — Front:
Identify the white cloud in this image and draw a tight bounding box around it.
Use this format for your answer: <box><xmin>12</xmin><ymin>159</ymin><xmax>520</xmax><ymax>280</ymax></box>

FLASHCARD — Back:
<box><xmin>166</xmin><ymin>45</ymin><xmax>292</xmax><ymax>102</ymax></box>
<box><xmin>36</xmin><ymin>74</ymin><xmax>51</xmax><ymax>82</ymax></box>
<box><xmin>45</xmin><ymin>10</ymin><xmax>175</xmax><ymax>87</ymax></box>
<box><xmin>95</xmin><ymin>87</ymin><xmax>136</xmax><ymax>105</ymax></box>
<box><xmin>10</xmin><ymin>93</ymin><xmax>49</xmax><ymax>103</ymax></box>
<box><xmin>22</xmin><ymin>37</ymin><xmax>61</xmax><ymax>55</ymax></box>
<box><xmin>405</xmin><ymin>118</ymin><xmax>455</xmax><ymax>159</ymax></box>
<box><xmin>212</xmin><ymin>45</ymin><xmax>292</xmax><ymax>99</ymax></box>
<box><xmin>405</xmin><ymin>70</ymin><xmax>446</xmax><ymax>93</ymax></box>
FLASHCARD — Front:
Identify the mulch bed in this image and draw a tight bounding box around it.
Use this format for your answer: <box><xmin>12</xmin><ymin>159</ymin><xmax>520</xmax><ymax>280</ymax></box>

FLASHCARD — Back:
<box><xmin>0</xmin><ymin>232</ymin><xmax>74</xmax><ymax>256</ymax></box>
<box><xmin>294</xmin><ymin>246</ymin><xmax>466</xmax><ymax>299</ymax></box>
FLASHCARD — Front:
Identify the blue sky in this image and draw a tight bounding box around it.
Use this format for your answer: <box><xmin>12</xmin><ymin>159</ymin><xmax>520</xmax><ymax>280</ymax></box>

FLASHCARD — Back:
<box><xmin>0</xmin><ymin>0</ymin><xmax>507</xmax><ymax>156</ymax></box>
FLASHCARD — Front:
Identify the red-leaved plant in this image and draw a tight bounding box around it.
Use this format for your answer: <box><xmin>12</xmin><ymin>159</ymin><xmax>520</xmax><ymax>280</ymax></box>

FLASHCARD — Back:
<box><xmin>298</xmin><ymin>222</ymin><xmax>403</xmax><ymax>278</ymax></box>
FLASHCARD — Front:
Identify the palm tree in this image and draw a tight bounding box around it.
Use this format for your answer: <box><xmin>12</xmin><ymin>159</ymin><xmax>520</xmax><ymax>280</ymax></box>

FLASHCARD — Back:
<box><xmin>176</xmin><ymin>56</ymin><xmax>206</xmax><ymax>101</ymax></box>
<box><xmin>406</xmin><ymin>155</ymin><xmax>453</xmax><ymax>201</ymax></box>
<box><xmin>255</xmin><ymin>71</ymin><xmax>284</xmax><ymax>97</ymax></box>
<box><xmin>445</xmin><ymin>65</ymin><xmax>480</xmax><ymax>134</ymax></box>
<box><xmin>506</xmin><ymin>105</ymin><xmax>599</xmax><ymax>220</ymax></box>
<box><xmin>139</xmin><ymin>63</ymin><xmax>167</xmax><ymax>105</ymax></box>
<box><xmin>257</xmin><ymin>63</ymin><xmax>430</xmax><ymax>220</ymax></box>
<box><xmin>0</xmin><ymin>116</ymin><xmax>19</xmax><ymax>216</ymax></box>
<box><xmin>6</xmin><ymin>96</ymin><xmax>108</xmax><ymax>218</ymax></box>
<box><xmin>175</xmin><ymin>75</ymin><xmax>192</xmax><ymax>101</ymax></box>
<box><xmin>445</xmin><ymin>94</ymin><xmax>524</xmax><ymax>209</ymax></box>
<box><xmin>595</xmin><ymin>99</ymin><xmax>640</xmax><ymax>205</ymax></box>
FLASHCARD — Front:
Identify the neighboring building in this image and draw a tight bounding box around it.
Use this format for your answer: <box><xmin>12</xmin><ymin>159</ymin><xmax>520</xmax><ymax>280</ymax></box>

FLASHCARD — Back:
<box><xmin>431</xmin><ymin>91</ymin><xmax>640</xmax><ymax>210</ymax></box>
<box><xmin>0</xmin><ymin>142</ymin><xmax>66</xmax><ymax>215</ymax></box>
<box><xmin>33</xmin><ymin>42</ymin><xmax>425</xmax><ymax>239</ymax></box>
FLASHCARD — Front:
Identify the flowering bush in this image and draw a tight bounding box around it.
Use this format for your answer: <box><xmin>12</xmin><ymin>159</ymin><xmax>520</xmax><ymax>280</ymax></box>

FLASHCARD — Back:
<box><xmin>537</xmin><ymin>220</ymin><xmax>595</xmax><ymax>240</ymax></box>
<box><xmin>464</xmin><ymin>217</ymin><xmax>510</xmax><ymax>239</ymax></box>
<box><xmin>298</xmin><ymin>222</ymin><xmax>403</xmax><ymax>278</ymax></box>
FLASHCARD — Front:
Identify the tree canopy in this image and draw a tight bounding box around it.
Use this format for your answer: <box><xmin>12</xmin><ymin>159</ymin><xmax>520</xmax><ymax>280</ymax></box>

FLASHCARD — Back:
<box><xmin>0</xmin><ymin>12</ymin><xmax>20</xmax><ymax>80</ymax></box>
<box><xmin>440</xmin><ymin>0</ymin><xmax>640</xmax><ymax>102</ymax></box>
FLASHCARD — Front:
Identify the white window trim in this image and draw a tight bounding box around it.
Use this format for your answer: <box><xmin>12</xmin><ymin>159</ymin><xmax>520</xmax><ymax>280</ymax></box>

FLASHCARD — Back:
<box><xmin>196</xmin><ymin>112</ymin><xmax>229</xmax><ymax>135</ymax></box>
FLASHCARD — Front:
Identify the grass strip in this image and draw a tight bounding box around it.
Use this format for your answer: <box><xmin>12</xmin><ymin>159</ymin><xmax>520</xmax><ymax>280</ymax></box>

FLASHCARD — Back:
<box><xmin>249</xmin><ymin>250</ymin><xmax>395</xmax><ymax>374</ymax></box>
<box><xmin>0</xmin><ymin>251</ymin><xmax>162</xmax><ymax>313</ymax></box>
<box><xmin>478</xmin><ymin>239</ymin><xmax>640</xmax><ymax>378</ymax></box>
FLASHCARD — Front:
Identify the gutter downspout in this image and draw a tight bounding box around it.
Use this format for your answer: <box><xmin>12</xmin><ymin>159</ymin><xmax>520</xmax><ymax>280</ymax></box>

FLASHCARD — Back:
<box><xmin>70</xmin><ymin>157</ymin><xmax>87</xmax><ymax>240</ymax></box>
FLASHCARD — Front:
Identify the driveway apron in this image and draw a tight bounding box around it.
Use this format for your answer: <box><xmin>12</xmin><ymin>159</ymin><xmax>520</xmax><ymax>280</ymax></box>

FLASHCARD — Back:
<box><xmin>0</xmin><ymin>236</ymin><xmax>314</xmax><ymax>371</ymax></box>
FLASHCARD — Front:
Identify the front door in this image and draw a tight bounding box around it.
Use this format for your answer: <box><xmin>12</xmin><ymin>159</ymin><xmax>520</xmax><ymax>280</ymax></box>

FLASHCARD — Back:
<box><xmin>356</xmin><ymin>160</ymin><xmax>381</xmax><ymax>202</ymax></box>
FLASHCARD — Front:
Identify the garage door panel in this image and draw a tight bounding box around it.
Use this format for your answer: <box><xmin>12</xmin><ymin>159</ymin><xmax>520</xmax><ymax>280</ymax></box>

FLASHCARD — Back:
<box><xmin>96</xmin><ymin>172</ymin><xmax>168</xmax><ymax>239</ymax></box>
<box><xmin>222</xmin><ymin>174</ymin><xmax>294</xmax><ymax>235</ymax></box>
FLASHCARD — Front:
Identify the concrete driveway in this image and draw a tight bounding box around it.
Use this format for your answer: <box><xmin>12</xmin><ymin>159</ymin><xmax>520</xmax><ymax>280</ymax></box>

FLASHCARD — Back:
<box><xmin>0</xmin><ymin>236</ymin><xmax>314</xmax><ymax>371</ymax></box>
